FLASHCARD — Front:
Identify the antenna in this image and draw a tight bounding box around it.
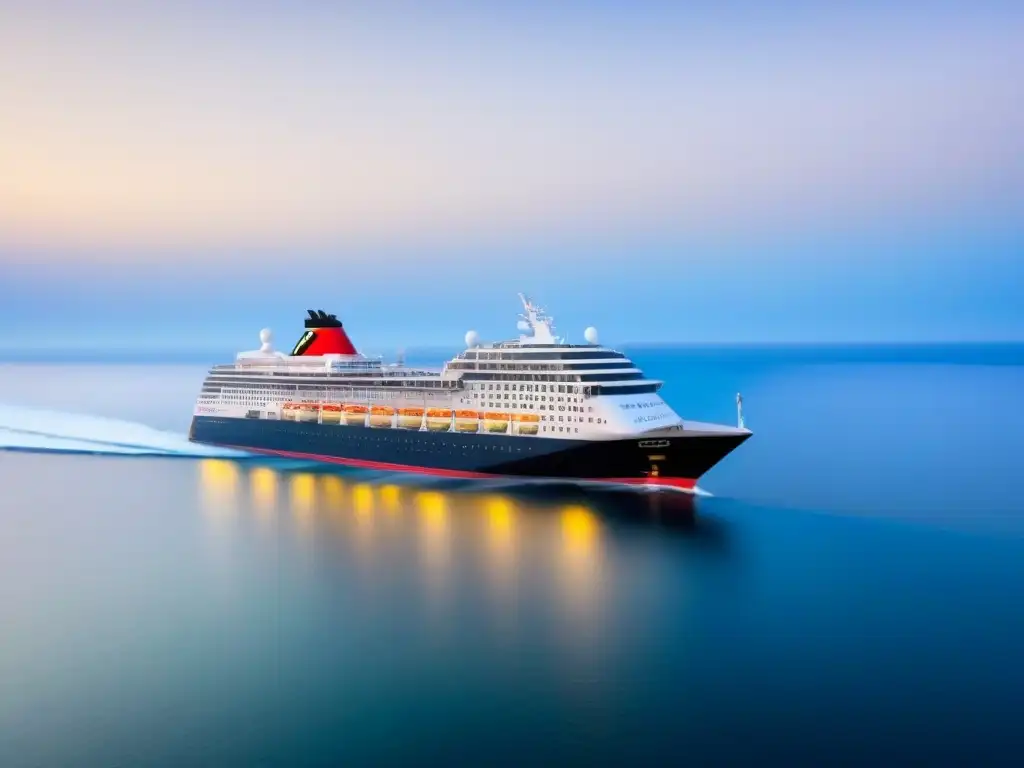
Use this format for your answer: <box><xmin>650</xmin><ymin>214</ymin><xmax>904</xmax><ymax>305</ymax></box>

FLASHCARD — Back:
<box><xmin>516</xmin><ymin>291</ymin><xmax>557</xmax><ymax>344</ymax></box>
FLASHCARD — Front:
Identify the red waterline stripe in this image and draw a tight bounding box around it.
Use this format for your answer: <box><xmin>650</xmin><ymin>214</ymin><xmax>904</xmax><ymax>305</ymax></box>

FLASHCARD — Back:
<box><xmin>211</xmin><ymin>443</ymin><xmax>697</xmax><ymax>491</ymax></box>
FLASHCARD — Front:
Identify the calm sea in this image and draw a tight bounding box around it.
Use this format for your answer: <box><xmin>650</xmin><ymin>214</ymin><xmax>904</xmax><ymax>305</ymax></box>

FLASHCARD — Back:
<box><xmin>2</xmin><ymin>344</ymin><xmax>1023</xmax><ymax>766</ymax></box>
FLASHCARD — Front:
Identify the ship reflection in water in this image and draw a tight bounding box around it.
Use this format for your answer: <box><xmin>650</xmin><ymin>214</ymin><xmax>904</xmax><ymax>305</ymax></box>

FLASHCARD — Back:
<box><xmin>197</xmin><ymin>458</ymin><xmax>717</xmax><ymax>555</ymax></box>
<box><xmin>198</xmin><ymin>459</ymin><xmax>712</xmax><ymax>533</ymax></box>
<box><xmin>196</xmin><ymin>458</ymin><xmax>729</xmax><ymax>694</ymax></box>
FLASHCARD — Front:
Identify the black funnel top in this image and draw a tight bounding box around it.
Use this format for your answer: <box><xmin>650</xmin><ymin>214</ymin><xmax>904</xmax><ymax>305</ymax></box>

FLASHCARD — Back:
<box><xmin>304</xmin><ymin>309</ymin><xmax>344</xmax><ymax>329</ymax></box>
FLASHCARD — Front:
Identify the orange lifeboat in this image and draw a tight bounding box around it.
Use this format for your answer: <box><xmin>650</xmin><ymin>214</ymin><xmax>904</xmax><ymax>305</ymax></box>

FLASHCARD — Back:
<box><xmin>370</xmin><ymin>405</ymin><xmax>395</xmax><ymax>428</ymax></box>
<box><xmin>483</xmin><ymin>411</ymin><xmax>509</xmax><ymax>434</ymax></box>
<box><xmin>425</xmin><ymin>408</ymin><xmax>453</xmax><ymax>432</ymax></box>
<box><xmin>321</xmin><ymin>403</ymin><xmax>343</xmax><ymax>425</ymax></box>
<box><xmin>297</xmin><ymin>402</ymin><xmax>320</xmax><ymax>423</ymax></box>
<box><xmin>514</xmin><ymin>412</ymin><xmax>540</xmax><ymax>435</ymax></box>
<box><xmin>343</xmin><ymin>404</ymin><xmax>368</xmax><ymax>426</ymax></box>
<box><xmin>397</xmin><ymin>407</ymin><xmax>424</xmax><ymax>430</ymax></box>
<box><xmin>282</xmin><ymin>402</ymin><xmax>297</xmax><ymax>421</ymax></box>
<box><xmin>454</xmin><ymin>409</ymin><xmax>479</xmax><ymax>433</ymax></box>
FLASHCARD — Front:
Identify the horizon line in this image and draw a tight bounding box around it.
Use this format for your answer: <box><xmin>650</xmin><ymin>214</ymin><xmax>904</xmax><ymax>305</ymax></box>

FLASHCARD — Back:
<box><xmin>1</xmin><ymin>338</ymin><xmax>1023</xmax><ymax>360</ymax></box>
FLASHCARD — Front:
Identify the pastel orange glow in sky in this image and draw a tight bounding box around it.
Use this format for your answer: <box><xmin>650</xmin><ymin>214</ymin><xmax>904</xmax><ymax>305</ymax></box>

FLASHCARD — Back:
<box><xmin>1</xmin><ymin>2</ymin><xmax>1021</xmax><ymax>262</ymax></box>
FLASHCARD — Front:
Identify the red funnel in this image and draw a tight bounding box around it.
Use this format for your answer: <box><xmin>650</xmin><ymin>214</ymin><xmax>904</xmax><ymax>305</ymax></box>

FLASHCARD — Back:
<box><xmin>290</xmin><ymin>310</ymin><xmax>357</xmax><ymax>356</ymax></box>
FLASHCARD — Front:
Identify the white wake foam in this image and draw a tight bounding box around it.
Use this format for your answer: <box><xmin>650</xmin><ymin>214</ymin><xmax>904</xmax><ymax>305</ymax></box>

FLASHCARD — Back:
<box><xmin>0</xmin><ymin>404</ymin><xmax>247</xmax><ymax>458</ymax></box>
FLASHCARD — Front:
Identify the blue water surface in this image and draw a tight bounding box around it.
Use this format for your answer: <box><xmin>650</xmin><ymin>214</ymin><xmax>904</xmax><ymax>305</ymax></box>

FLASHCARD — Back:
<box><xmin>1</xmin><ymin>344</ymin><xmax>1022</xmax><ymax>766</ymax></box>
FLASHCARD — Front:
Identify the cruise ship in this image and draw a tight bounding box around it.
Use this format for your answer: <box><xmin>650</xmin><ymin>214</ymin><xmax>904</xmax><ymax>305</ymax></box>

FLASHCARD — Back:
<box><xmin>189</xmin><ymin>295</ymin><xmax>751</xmax><ymax>491</ymax></box>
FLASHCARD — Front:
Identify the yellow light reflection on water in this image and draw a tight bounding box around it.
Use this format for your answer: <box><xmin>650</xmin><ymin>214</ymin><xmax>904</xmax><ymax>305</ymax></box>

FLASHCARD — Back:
<box><xmin>289</xmin><ymin>473</ymin><xmax>317</xmax><ymax>531</ymax></box>
<box><xmin>485</xmin><ymin>495</ymin><xmax>515</xmax><ymax>547</ymax></box>
<box><xmin>415</xmin><ymin>490</ymin><xmax>450</xmax><ymax>600</ymax></box>
<box><xmin>352</xmin><ymin>483</ymin><xmax>375</xmax><ymax>519</ymax></box>
<box><xmin>561</xmin><ymin>505</ymin><xmax>600</xmax><ymax>555</ymax></box>
<box><xmin>198</xmin><ymin>459</ymin><xmax>241</xmax><ymax>524</ymax></box>
<box><xmin>320</xmin><ymin>475</ymin><xmax>345</xmax><ymax>508</ymax></box>
<box><xmin>486</xmin><ymin>495</ymin><xmax>514</xmax><ymax>523</ymax></box>
<box><xmin>379</xmin><ymin>484</ymin><xmax>401</xmax><ymax>513</ymax></box>
<box><xmin>249</xmin><ymin>467</ymin><xmax>278</xmax><ymax>522</ymax></box>
<box><xmin>558</xmin><ymin>503</ymin><xmax>603</xmax><ymax>619</ymax></box>
<box><xmin>319</xmin><ymin>474</ymin><xmax>348</xmax><ymax>535</ymax></box>
<box><xmin>416</xmin><ymin>491</ymin><xmax>447</xmax><ymax>527</ymax></box>
<box><xmin>199</xmin><ymin>458</ymin><xmax>240</xmax><ymax>495</ymax></box>
<box><xmin>556</xmin><ymin>503</ymin><xmax>608</xmax><ymax>681</ymax></box>
<box><xmin>483</xmin><ymin>494</ymin><xmax>518</xmax><ymax>611</ymax></box>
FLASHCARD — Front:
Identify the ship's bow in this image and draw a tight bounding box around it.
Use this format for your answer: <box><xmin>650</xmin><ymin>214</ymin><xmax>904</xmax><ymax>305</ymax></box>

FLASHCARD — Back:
<box><xmin>576</xmin><ymin>422</ymin><xmax>752</xmax><ymax>491</ymax></box>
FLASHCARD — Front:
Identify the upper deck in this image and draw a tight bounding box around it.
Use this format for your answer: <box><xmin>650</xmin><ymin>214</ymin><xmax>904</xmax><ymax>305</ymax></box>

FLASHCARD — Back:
<box><xmin>210</xmin><ymin>293</ymin><xmax>657</xmax><ymax>395</ymax></box>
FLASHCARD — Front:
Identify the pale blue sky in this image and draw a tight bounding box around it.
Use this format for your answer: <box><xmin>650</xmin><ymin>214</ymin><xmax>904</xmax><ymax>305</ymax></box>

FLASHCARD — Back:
<box><xmin>1</xmin><ymin>1</ymin><xmax>1021</xmax><ymax>349</ymax></box>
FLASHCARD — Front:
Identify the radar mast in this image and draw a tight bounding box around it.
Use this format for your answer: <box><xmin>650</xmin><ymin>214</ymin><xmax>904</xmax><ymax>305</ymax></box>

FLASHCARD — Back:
<box><xmin>517</xmin><ymin>293</ymin><xmax>560</xmax><ymax>344</ymax></box>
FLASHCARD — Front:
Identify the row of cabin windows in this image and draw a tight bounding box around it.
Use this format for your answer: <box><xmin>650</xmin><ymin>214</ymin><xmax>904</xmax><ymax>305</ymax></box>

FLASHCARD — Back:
<box><xmin>485</xmin><ymin>382</ymin><xmax>582</xmax><ymax>393</ymax></box>
<box><xmin>462</xmin><ymin>350</ymin><xmax>626</xmax><ymax>361</ymax></box>
<box><xmin>465</xmin><ymin>381</ymin><xmax>604</xmax><ymax>422</ymax></box>
<box><xmin>461</xmin><ymin>373</ymin><xmax>586</xmax><ymax>384</ymax></box>
<box><xmin>473</xmin><ymin>394</ymin><xmax>587</xmax><ymax>408</ymax></box>
<box><xmin>219</xmin><ymin>387</ymin><xmax>448</xmax><ymax>401</ymax></box>
<box><xmin>210</xmin><ymin>376</ymin><xmax>454</xmax><ymax>389</ymax></box>
<box><xmin>448</xmin><ymin>362</ymin><xmax>635</xmax><ymax>373</ymax></box>
<box><xmin>216</xmin><ymin>379</ymin><xmax>653</xmax><ymax>409</ymax></box>
<box><xmin>477</xmin><ymin>402</ymin><xmax>594</xmax><ymax>413</ymax></box>
<box><xmin>540</xmin><ymin>414</ymin><xmax>588</xmax><ymax>424</ymax></box>
<box><xmin>473</xmin><ymin>391</ymin><xmax>581</xmax><ymax>402</ymax></box>
<box><xmin>460</xmin><ymin>371</ymin><xmax>639</xmax><ymax>383</ymax></box>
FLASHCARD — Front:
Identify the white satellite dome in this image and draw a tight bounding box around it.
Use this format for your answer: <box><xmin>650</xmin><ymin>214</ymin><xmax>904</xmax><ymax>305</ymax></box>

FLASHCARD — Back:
<box><xmin>236</xmin><ymin>327</ymin><xmax>279</xmax><ymax>360</ymax></box>
<box><xmin>584</xmin><ymin>326</ymin><xmax>599</xmax><ymax>345</ymax></box>
<box><xmin>465</xmin><ymin>330</ymin><xmax>481</xmax><ymax>348</ymax></box>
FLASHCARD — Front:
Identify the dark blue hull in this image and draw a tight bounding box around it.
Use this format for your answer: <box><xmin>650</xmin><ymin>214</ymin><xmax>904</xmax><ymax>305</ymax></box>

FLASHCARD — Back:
<box><xmin>189</xmin><ymin>416</ymin><xmax>749</xmax><ymax>489</ymax></box>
